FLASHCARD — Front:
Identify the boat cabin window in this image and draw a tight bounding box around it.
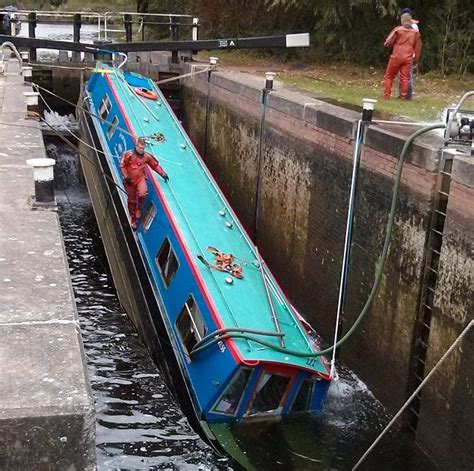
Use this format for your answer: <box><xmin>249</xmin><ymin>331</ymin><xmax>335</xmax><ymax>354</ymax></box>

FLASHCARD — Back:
<box><xmin>99</xmin><ymin>94</ymin><xmax>112</xmax><ymax>120</ymax></box>
<box><xmin>246</xmin><ymin>372</ymin><xmax>290</xmax><ymax>416</ymax></box>
<box><xmin>290</xmin><ymin>379</ymin><xmax>314</xmax><ymax>412</ymax></box>
<box><xmin>212</xmin><ymin>368</ymin><xmax>252</xmax><ymax>416</ymax></box>
<box><xmin>176</xmin><ymin>295</ymin><xmax>207</xmax><ymax>357</ymax></box>
<box><xmin>107</xmin><ymin>116</ymin><xmax>119</xmax><ymax>139</ymax></box>
<box><xmin>142</xmin><ymin>203</ymin><xmax>156</xmax><ymax>232</ymax></box>
<box><xmin>156</xmin><ymin>238</ymin><xmax>179</xmax><ymax>287</ymax></box>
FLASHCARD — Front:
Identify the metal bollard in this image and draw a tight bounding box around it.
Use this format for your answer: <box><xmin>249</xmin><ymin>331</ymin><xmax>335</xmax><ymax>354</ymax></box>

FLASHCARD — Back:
<box><xmin>192</xmin><ymin>17</ymin><xmax>199</xmax><ymax>41</ymax></box>
<box><xmin>362</xmin><ymin>98</ymin><xmax>377</xmax><ymax>122</ymax></box>
<box><xmin>23</xmin><ymin>91</ymin><xmax>39</xmax><ymax>115</ymax></box>
<box><xmin>26</xmin><ymin>158</ymin><xmax>56</xmax><ymax>206</ymax></box>
<box><xmin>22</xmin><ymin>66</ymin><xmax>33</xmax><ymax>84</ymax></box>
<box><xmin>264</xmin><ymin>71</ymin><xmax>276</xmax><ymax>91</ymax></box>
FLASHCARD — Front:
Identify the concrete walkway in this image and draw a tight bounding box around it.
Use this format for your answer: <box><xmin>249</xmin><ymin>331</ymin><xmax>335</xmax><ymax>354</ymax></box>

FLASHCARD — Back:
<box><xmin>0</xmin><ymin>59</ymin><xmax>95</xmax><ymax>469</ymax></box>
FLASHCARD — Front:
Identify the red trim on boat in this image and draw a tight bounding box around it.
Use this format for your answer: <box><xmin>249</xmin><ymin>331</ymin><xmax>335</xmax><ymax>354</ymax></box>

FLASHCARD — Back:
<box><xmin>147</xmin><ymin>170</ymin><xmax>249</xmax><ymax>365</ymax></box>
<box><xmin>105</xmin><ymin>74</ymin><xmax>136</xmax><ymax>139</ymax></box>
<box><xmin>260</xmin><ymin>359</ymin><xmax>331</xmax><ymax>379</ymax></box>
<box><xmin>105</xmin><ymin>72</ymin><xmax>245</xmax><ymax>364</ymax></box>
<box><xmin>151</xmin><ymin>81</ymin><xmax>330</xmax><ymax>374</ymax></box>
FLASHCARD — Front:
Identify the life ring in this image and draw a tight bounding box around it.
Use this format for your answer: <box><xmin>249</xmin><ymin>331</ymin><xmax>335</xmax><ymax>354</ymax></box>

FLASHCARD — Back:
<box><xmin>134</xmin><ymin>87</ymin><xmax>158</xmax><ymax>100</ymax></box>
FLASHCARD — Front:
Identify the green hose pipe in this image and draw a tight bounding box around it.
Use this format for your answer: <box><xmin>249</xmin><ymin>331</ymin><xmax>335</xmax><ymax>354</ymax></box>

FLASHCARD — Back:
<box><xmin>192</xmin><ymin>123</ymin><xmax>446</xmax><ymax>359</ymax></box>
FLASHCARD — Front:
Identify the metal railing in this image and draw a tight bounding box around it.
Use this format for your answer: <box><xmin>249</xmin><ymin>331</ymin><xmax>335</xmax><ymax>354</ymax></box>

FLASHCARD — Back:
<box><xmin>16</xmin><ymin>10</ymin><xmax>102</xmax><ymax>38</ymax></box>
<box><xmin>103</xmin><ymin>12</ymin><xmax>199</xmax><ymax>42</ymax></box>
<box><xmin>10</xmin><ymin>10</ymin><xmax>198</xmax><ymax>43</ymax></box>
<box><xmin>1</xmin><ymin>10</ymin><xmax>199</xmax><ymax>63</ymax></box>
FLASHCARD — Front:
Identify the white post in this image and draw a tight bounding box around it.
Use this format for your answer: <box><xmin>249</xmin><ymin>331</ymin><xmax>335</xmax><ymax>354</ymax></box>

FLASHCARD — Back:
<box><xmin>192</xmin><ymin>17</ymin><xmax>199</xmax><ymax>41</ymax></box>
<box><xmin>26</xmin><ymin>158</ymin><xmax>56</xmax><ymax>204</ymax></box>
<box><xmin>23</xmin><ymin>66</ymin><xmax>33</xmax><ymax>84</ymax></box>
<box><xmin>23</xmin><ymin>91</ymin><xmax>40</xmax><ymax>115</ymax></box>
<box><xmin>362</xmin><ymin>98</ymin><xmax>377</xmax><ymax>122</ymax></box>
<box><xmin>265</xmin><ymin>71</ymin><xmax>276</xmax><ymax>90</ymax></box>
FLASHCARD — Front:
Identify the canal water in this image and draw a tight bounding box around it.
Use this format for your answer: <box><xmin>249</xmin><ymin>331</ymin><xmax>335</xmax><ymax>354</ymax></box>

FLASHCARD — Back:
<box><xmin>50</xmin><ymin>140</ymin><xmax>437</xmax><ymax>470</ymax></box>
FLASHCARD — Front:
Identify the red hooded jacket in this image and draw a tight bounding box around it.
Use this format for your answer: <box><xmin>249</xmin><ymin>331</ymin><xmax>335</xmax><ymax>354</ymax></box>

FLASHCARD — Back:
<box><xmin>120</xmin><ymin>149</ymin><xmax>166</xmax><ymax>183</ymax></box>
<box><xmin>384</xmin><ymin>24</ymin><xmax>421</xmax><ymax>63</ymax></box>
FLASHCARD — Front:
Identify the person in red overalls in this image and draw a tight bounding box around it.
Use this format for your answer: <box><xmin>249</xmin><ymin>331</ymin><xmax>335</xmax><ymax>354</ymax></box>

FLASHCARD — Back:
<box><xmin>120</xmin><ymin>137</ymin><xmax>168</xmax><ymax>230</ymax></box>
<box><xmin>383</xmin><ymin>12</ymin><xmax>421</xmax><ymax>100</ymax></box>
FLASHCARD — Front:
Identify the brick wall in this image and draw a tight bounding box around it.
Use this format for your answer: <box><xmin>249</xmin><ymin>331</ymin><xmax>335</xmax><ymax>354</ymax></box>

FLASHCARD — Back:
<box><xmin>179</xmin><ymin>68</ymin><xmax>473</xmax><ymax>469</ymax></box>
<box><xmin>416</xmin><ymin>155</ymin><xmax>474</xmax><ymax>470</ymax></box>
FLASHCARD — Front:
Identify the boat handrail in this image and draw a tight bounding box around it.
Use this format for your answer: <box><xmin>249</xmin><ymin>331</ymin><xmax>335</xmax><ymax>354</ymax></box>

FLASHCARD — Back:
<box><xmin>191</xmin><ymin>327</ymin><xmax>285</xmax><ymax>355</ymax></box>
<box><xmin>146</xmin><ymin>73</ymin><xmax>304</xmax><ymax>328</ymax></box>
<box><xmin>255</xmin><ymin>247</ymin><xmax>285</xmax><ymax>347</ymax></box>
<box><xmin>191</xmin><ymin>332</ymin><xmax>321</xmax><ymax>358</ymax></box>
<box><xmin>116</xmin><ymin>70</ymin><xmax>311</xmax><ymax>354</ymax></box>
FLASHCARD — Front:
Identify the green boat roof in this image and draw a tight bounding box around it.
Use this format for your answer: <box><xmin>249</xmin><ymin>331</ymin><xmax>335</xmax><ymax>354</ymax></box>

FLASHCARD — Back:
<box><xmin>103</xmin><ymin>65</ymin><xmax>329</xmax><ymax>376</ymax></box>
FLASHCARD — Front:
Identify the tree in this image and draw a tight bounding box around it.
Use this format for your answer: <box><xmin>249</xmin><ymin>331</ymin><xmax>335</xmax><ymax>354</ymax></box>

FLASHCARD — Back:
<box><xmin>141</xmin><ymin>0</ymin><xmax>473</xmax><ymax>73</ymax></box>
<box><xmin>137</xmin><ymin>0</ymin><xmax>149</xmax><ymax>13</ymax></box>
<box><xmin>428</xmin><ymin>0</ymin><xmax>473</xmax><ymax>75</ymax></box>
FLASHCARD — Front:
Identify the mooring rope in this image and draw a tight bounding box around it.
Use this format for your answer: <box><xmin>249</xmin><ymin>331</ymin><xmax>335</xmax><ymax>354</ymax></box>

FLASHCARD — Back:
<box><xmin>32</xmin><ymin>82</ymin><xmax>136</xmax><ymax>139</ymax></box>
<box><xmin>352</xmin><ymin>319</ymin><xmax>474</xmax><ymax>470</ymax></box>
<box><xmin>34</xmin><ymin>84</ymin><xmax>110</xmax><ymax>157</ymax></box>
<box><xmin>155</xmin><ymin>65</ymin><xmax>213</xmax><ymax>85</ymax></box>
<box><xmin>27</xmin><ymin>60</ymin><xmax>212</xmax><ymax>84</ymax></box>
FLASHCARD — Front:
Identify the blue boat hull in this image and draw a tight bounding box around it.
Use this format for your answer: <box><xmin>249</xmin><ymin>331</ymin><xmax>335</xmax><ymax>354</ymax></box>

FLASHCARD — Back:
<box><xmin>80</xmin><ymin>65</ymin><xmax>331</xmax><ymax>450</ymax></box>
<box><xmin>79</xmin><ymin>102</ymin><xmax>223</xmax><ymax>450</ymax></box>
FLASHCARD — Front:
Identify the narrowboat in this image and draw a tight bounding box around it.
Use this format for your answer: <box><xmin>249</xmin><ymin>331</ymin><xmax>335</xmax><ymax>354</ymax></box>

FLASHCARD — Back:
<box><xmin>80</xmin><ymin>62</ymin><xmax>332</xmax><ymax>450</ymax></box>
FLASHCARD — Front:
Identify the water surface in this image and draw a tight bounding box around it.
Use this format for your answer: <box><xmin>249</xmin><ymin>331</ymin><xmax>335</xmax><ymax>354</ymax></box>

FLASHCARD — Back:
<box><xmin>52</xmin><ymin>118</ymin><xmax>437</xmax><ymax>471</ymax></box>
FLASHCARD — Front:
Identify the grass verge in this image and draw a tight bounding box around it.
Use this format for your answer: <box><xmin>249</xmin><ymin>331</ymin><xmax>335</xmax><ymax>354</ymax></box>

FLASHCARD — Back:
<box><xmin>199</xmin><ymin>51</ymin><xmax>473</xmax><ymax>122</ymax></box>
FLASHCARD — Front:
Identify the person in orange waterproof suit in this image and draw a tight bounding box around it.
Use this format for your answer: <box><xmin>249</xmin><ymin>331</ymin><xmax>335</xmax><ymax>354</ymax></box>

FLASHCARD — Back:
<box><xmin>383</xmin><ymin>12</ymin><xmax>421</xmax><ymax>100</ymax></box>
<box><xmin>120</xmin><ymin>137</ymin><xmax>168</xmax><ymax>230</ymax></box>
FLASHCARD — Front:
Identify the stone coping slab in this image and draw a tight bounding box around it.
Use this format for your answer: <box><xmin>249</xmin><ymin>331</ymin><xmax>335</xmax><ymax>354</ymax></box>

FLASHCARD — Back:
<box><xmin>0</xmin><ymin>61</ymin><xmax>95</xmax><ymax>469</ymax></box>
<box><xmin>182</xmin><ymin>62</ymin><xmax>445</xmax><ymax>171</ymax></box>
